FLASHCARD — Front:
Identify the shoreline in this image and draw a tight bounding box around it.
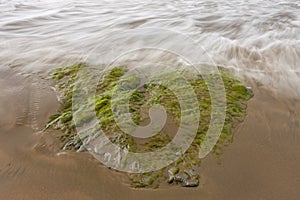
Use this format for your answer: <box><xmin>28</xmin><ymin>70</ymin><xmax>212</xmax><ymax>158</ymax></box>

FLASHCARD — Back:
<box><xmin>0</xmin><ymin>67</ymin><xmax>299</xmax><ymax>199</ymax></box>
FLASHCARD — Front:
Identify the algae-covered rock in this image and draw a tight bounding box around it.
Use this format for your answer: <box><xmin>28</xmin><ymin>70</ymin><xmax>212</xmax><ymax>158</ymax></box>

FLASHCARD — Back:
<box><xmin>45</xmin><ymin>62</ymin><xmax>253</xmax><ymax>188</ymax></box>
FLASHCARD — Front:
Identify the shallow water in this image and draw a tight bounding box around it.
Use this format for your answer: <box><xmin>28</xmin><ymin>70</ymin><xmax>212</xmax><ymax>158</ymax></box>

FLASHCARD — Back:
<box><xmin>0</xmin><ymin>0</ymin><xmax>299</xmax><ymax>95</ymax></box>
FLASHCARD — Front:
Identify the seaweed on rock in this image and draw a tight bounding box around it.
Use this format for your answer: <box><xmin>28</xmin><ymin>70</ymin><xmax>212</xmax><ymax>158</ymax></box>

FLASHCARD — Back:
<box><xmin>45</xmin><ymin>62</ymin><xmax>253</xmax><ymax>188</ymax></box>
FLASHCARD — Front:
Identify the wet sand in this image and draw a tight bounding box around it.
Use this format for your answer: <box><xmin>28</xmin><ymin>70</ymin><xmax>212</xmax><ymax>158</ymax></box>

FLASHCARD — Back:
<box><xmin>201</xmin><ymin>87</ymin><xmax>300</xmax><ymax>200</ymax></box>
<box><xmin>0</xmin><ymin>68</ymin><xmax>299</xmax><ymax>200</ymax></box>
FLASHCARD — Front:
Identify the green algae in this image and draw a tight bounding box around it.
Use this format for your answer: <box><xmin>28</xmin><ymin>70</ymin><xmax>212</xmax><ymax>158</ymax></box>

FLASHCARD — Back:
<box><xmin>45</xmin><ymin>62</ymin><xmax>253</xmax><ymax>188</ymax></box>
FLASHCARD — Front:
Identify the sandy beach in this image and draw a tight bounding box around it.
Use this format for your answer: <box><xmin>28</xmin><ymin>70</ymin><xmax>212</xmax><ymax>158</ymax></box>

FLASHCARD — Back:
<box><xmin>0</xmin><ymin>66</ymin><xmax>299</xmax><ymax>200</ymax></box>
<box><xmin>1</xmin><ymin>0</ymin><xmax>299</xmax><ymax>199</ymax></box>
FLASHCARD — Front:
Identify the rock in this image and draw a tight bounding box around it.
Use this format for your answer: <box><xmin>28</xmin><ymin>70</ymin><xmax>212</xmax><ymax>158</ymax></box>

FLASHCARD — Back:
<box><xmin>167</xmin><ymin>171</ymin><xmax>199</xmax><ymax>187</ymax></box>
<box><xmin>168</xmin><ymin>176</ymin><xmax>175</xmax><ymax>184</ymax></box>
<box><xmin>184</xmin><ymin>169</ymin><xmax>195</xmax><ymax>177</ymax></box>
<box><xmin>182</xmin><ymin>176</ymin><xmax>199</xmax><ymax>187</ymax></box>
<box><xmin>168</xmin><ymin>174</ymin><xmax>187</xmax><ymax>184</ymax></box>
<box><xmin>182</xmin><ymin>179</ymin><xmax>199</xmax><ymax>187</ymax></box>
<box><xmin>76</xmin><ymin>145</ymin><xmax>86</xmax><ymax>152</ymax></box>
<box><xmin>174</xmin><ymin>175</ymin><xmax>184</xmax><ymax>183</ymax></box>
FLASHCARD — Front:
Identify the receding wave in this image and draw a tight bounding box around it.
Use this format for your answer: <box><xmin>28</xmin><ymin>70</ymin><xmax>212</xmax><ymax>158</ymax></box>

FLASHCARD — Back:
<box><xmin>0</xmin><ymin>0</ymin><xmax>299</xmax><ymax>97</ymax></box>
